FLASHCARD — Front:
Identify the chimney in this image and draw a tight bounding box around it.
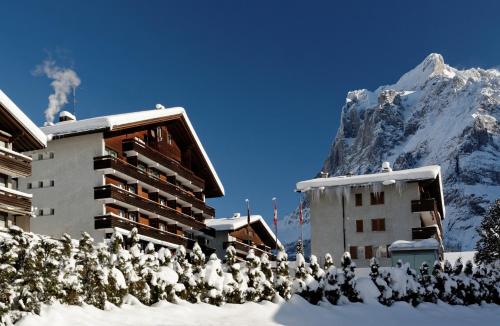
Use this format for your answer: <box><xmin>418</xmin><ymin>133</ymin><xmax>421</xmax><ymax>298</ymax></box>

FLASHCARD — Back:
<box><xmin>381</xmin><ymin>161</ymin><xmax>393</xmax><ymax>173</ymax></box>
<box><xmin>320</xmin><ymin>171</ymin><xmax>329</xmax><ymax>178</ymax></box>
<box><xmin>232</xmin><ymin>212</ymin><xmax>241</xmax><ymax>219</ymax></box>
<box><xmin>59</xmin><ymin>111</ymin><xmax>76</xmax><ymax>123</ymax></box>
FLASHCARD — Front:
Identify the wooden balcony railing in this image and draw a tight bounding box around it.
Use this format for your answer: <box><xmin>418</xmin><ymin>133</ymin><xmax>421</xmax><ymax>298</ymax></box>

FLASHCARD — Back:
<box><xmin>94</xmin><ymin>156</ymin><xmax>215</xmax><ymax>217</ymax></box>
<box><xmin>412</xmin><ymin>226</ymin><xmax>439</xmax><ymax>240</ymax></box>
<box><xmin>411</xmin><ymin>199</ymin><xmax>438</xmax><ymax>213</ymax></box>
<box><xmin>223</xmin><ymin>240</ymin><xmax>275</xmax><ymax>260</ymax></box>
<box><xmin>122</xmin><ymin>138</ymin><xmax>205</xmax><ymax>189</ymax></box>
<box><xmin>94</xmin><ymin>185</ymin><xmax>215</xmax><ymax>237</ymax></box>
<box><xmin>0</xmin><ymin>187</ymin><xmax>32</xmax><ymax>215</ymax></box>
<box><xmin>95</xmin><ymin>214</ymin><xmax>195</xmax><ymax>248</ymax></box>
<box><xmin>0</xmin><ymin>147</ymin><xmax>31</xmax><ymax>177</ymax></box>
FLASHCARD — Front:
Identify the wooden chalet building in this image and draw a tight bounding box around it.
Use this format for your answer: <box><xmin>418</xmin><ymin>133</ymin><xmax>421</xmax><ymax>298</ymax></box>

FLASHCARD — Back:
<box><xmin>0</xmin><ymin>90</ymin><xmax>47</xmax><ymax>230</ymax></box>
<box><xmin>20</xmin><ymin>106</ymin><xmax>224</xmax><ymax>253</ymax></box>
<box><xmin>205</xmin><ymin>213</ymin><xmax>279</xmax><ymax>261</ymax></box>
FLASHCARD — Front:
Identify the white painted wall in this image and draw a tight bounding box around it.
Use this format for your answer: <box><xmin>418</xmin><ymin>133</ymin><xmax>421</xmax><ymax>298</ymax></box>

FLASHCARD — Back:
<box><xmin>310</xmin><ymin>182</ymin><xmax>422</xmax><ymax>267</ymax></box>
<box><xmin>19</xmin><ymin>133</ymin><xmax>106</xmax><ymax>241</ymax></box>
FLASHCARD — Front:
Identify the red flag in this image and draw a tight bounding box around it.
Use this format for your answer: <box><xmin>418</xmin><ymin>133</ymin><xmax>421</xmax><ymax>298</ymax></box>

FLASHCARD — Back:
<box><xmin>299</xmin><ymin>199</ymin><xmax>303</xmax><ymax>225</ymax></box>
<box><xmin>273</xmin><ymin>200</ymin><xmax>278</xmax><ymax>226</ymax></box>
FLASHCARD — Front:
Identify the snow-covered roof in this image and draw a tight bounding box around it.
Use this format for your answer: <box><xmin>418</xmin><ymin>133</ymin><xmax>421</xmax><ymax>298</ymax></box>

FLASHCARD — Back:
<box><xmin>205</xmin><ymin>215</ymin><xmax>280</xmax><ymax>246</ymax></box>
<box><xmin>0</xmin><ymin>90</ymin><xmax>47</xmax><ymax>147</ymax></box>
<box><xmin>296</xmin><ymin>165</ymin><xmax>441</xmax><ymax>191</ymax></box>
<box><xmin>389</xmin><ymin>238</ymin><xmax>440</xmax><ymax>251</ymax></box>
<box><xmin>41</xmin><ymin>107</ymin><xmax>224</xmax><ymax>196</ymax></box>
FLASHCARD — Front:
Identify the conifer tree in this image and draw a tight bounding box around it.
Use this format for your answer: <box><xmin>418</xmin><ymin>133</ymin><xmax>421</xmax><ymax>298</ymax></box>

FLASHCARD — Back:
<box><xmin>223</xmin><ymin>246</ymin><xmax>246</xmax><ymax>303</ymax></box>
<box><xmin>260</xmin><ymin>253</ymin><xmax>276</xmax><ymax>301</ymax></box>
<box><xmin>323</xmin><ymin>265</ymin><xmax>341</xmax><ymax>305</ymax></box>
<box><xmin>274</xmin><ymin>244</ymin><xmax>291</xmax><ymax>300</ymax></box>
<box><xmin>76</xmin><ymin>232</ymin><xmax>108</xmax><ymax>309</ymax></box>
<box><xmin>475</xmin><ymin>199</ymin><xmax>500</xmax><ymax>264</ymax></box>
<box><xmin>369</xmin><ymin>257</ymin><xmax>393</xmax><ymax>306</ymax></box>
<box><xmin>245</xmin><ymin>250</ymin><xmax>264</xmax><ymax>302</ymax></box>
<box><xmin>187</xmin><ymin>242</ymin><xmax>206</xmax><ymax>303</ymax></box>
<box><xmin>201</xmin><ymin>253</ymin><xmax>224</xmax><ymax>306</ymax></box>
<box><xmin>127</xmin><ymin>228</ymin><xmax>150</xmax><ymax>304</ymax></box>
<box><xmin>323</xmin><ymin>253</ymin><xmax>334</xmax><ymax>270</ymax></box>
<box><xmin>306</xmin><ymin>255</ymin><xmax>324</xmax><ymax>304</ymax></box>
<box><xmin>59</xmin><ymin>234</ymin><xmax>81</xmax><ymax>305</ymax></box>
<box><xmin>340</xmin><ymin>252</ymin><xmax>361</xmax><ymax>302</ymax></box>
<box><xmin>418</xmin><ymin>262</ymin><xmax>437</xmax><ymax>303</ymax></box>
<box><xmin>173</xmin><ymin>245</ymin><xmax>192</xmax><ymax>301</ymax></box>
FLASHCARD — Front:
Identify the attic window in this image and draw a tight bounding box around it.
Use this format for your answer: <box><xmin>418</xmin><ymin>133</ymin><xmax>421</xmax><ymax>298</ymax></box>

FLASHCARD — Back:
<box><xmin>167</xmin><ymin>132</ymin><xmax>173</xmax><ymax>145</ymax></box>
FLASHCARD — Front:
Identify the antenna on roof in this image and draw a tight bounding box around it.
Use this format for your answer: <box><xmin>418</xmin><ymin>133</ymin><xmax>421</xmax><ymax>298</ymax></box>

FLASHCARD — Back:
<box><xmin>72</xmin><ymin>86</ymin><xmax>77</xmax><ymax>116</ymax></box>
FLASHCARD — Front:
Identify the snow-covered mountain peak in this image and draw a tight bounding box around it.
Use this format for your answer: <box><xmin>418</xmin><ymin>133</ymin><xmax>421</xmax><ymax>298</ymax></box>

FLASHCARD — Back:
<box><xmin>282</xmin><ymin>54</ymin><xmax>500</xmax><ymax>255</ymax></box>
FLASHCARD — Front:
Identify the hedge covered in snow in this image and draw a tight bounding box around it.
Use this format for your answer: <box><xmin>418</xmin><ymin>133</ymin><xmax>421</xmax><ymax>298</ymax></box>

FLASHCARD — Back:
<box><xmin>0</xmin><ymin>226</ymin><xmax>499</xmax><ymax>325</ymax></box>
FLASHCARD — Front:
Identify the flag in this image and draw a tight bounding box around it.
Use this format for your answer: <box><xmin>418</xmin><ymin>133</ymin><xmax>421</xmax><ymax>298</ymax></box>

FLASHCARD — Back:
<box><xmin>246</xmin><ymin>199</ymin><xmax>250</xmax><ymax>226</ymax></box>
<box><xmin>273</xmin><ymin>200</ymin><xmax>278</xmax><ymax>226</ymax></box>
<box><xmin>299</xmin><ymin>198</ymin><xmax>303</xmax><ymax>225</ymax></box>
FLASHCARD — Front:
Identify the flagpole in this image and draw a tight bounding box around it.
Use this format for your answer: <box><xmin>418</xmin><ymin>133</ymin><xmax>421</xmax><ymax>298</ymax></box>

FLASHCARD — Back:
<box><xmin>300</xmin><ymin>195</ymin><xmax>303</xmax><ymax>245</ymax></box>
<box><xmin>245</xmin><ymin>199</ymin><xmax>250</xmax><ymax>245</ymax></box>
<box><xmin>272</xmin><ymin>197</ymin><xmax>278</xmax><ymax>251</ymax></box>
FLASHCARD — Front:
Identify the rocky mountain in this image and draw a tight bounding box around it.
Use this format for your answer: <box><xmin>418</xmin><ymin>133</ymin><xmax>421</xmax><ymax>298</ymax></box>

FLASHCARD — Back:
<box><xmin>282</xmin><ymin>53</ymin><xmax>499</xmax><ymax>253</ymax></box>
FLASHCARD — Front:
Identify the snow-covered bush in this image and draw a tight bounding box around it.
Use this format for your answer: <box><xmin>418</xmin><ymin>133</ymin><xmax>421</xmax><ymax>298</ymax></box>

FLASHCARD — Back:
<box><xmin>260</xmin><ymin>253</ymin><xmax>276</xmax><ymax>301</ymax></box>
<box><xmin>201</xmin><ymin>254</ymin><xmax>224</xmax><ymax>306</ymax></box>
<box><xmin>323</xmin><ymin>265</ymin><xmax>341</xmax><ymax>305</ymax></box>
<box><xmin>369</xmin><ymin>257</ymin><xmax>393</xmax><ymax>306</ymax></box>
<box><xmin>340</xmin><ymin>252</ymin><xmax>361</xmax><ymax>302</ymax></box>
<box><xmin>245</xmin><ymin>250</ymin><xmax>265</xmax><ymax>302</ymax></box>
<box><xmin>323</xmin><ymin>253</ymin><xmax>334</xmax><ymax>270</ymax></box>
<box><xmin>292</xmin><ymin>253</ymin><xmax>321</xmax><ymax>304</ymax></box>
<box><xmin>274</xmin><ymin>244</ymin><xmax>291</xmax><ymax>300</ymax></box>
<box><xmin>223</xmin><ymin>246</ymin><xmax>246</xmax><ymax>303</ymax></box>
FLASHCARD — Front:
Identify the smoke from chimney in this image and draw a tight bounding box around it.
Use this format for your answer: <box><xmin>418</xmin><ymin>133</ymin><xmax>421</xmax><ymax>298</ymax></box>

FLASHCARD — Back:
<box><xmin>34</xmin><ymin>60</ymin><xmax>81</xmax><ymax>126</ymax></box>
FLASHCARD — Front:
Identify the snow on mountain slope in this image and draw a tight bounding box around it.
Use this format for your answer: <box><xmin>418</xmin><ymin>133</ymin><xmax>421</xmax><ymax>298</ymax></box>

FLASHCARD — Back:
<box><xmin>282</xmin><ymin>53</ymin><xmax>499</xmax><ymax>254</ymax></box>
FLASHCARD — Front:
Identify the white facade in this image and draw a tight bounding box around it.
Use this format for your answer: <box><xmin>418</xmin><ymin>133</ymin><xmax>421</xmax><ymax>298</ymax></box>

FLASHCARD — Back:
<box><xmin>19</xmin><ymin>132</ymin><xmax>106</xmax><ymax>241</ymax></box>
<box><xmin>297</xmin><ymin>164</ymin><xmax>445</xmax><ymax>267</ymax></box>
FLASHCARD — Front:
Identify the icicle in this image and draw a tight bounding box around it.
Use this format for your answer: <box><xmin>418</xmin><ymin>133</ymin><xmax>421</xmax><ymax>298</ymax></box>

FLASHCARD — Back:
<box><xmin>343</xmin><ymin>186</ymin><xmax>351</xmax><ymax>204</ymax></box>
<box><xmin>371</xmin><ymin>182</ymin><xmax>383</xmax><ymax>198</ymax></box>
<box><xmin>395</xmin><ymin>180</ymin><xmax>406</xmax><ymax>196</ymax></box>
<box><xmin>335</xmin><ymin>186</ymin><xmax>343</xmax><ymax>203</ymax></box>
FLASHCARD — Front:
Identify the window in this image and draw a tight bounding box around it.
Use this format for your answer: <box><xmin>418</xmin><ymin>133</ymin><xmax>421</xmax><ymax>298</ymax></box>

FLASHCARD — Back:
<box><xmin>365</xmin><ymin>246</ymin><xmax>373</xmax><ymax>259</ymax></box>
<box><xmin>49</xmin><ymin>152</ymin><xmax>54</xmax><ymax>159</ymax></box>
<box><xmin>167</xmin><ymin>132</ymin><xmax>173</xmax><ymax>145</ymax></box>
<box><xmin>27</xmin><ymin>183</ymin><xmax>32</xmax><ymax>189</ymax></box>
<box><xmin>11</xmin><ymin>178</ymin><xmax>18</xmax><ymax>190</ymax></box>
<box><xmin>127</xmin><ymin>184</ymin><xmax>137</xmax><ymax>194</ymax></box>
<box><xmin>49</xmin><ymin>180</ymin><xmax>55</xmax><ymax>187</ymax></box>
<box><xmin>105</xmin><ymin>147</ymin><xmax>118</xmax><ymax>158</ymax></box>
<box><xmin>355</xmin><ymin>193</ymin><xmax>363</xmax><ymax>206</ymax></box>
<box><xmin>38</xmin><ymin>181</ymin><xmax>44</xmax><ymax>188</ymax></box>
<box><xmin>128</xmin><ymin>211</ymin><xmax>138</xmax><ymax>222</ymax></box>
<box><xmin>356</xmin><ymin>220</ymin><xmax>363</xmax><ymax>233</ymax></box>
<box><xmin>0</xmin><ymin>212</ymin><xmax>7</xmax><ymax>228</ymax></box>
<box><xmin>0</xmin><ymin>174</ymin><xmax>7</xmax><ymax>187</ymax></box>
<box><xmin>38</xmin><ymin>209</ymin><xmax>44</xmax><ymax>216</ymax></box>
<box><xmin>0</xmin><ymin>140</ymin><xmax>6</xmax><ymax>148</ymax></box>
<box><xmin>49</xmin><ymin>208</ymin><xmax>55</xmax><ymax>215</ymax></box>
<box><xmin>156</xmin><ymin>126</ymin><xmax>163</xmax><ymax>141</ymax></box>
<box><xmin>371</xmin><ymin>218</ymin><xmax>386</xmax><ymax>231</ymax></box>
<box><xmin>349</xmin><ymin>246</ymin><xmax>358</xmax><ymax>259</ymax></box>
<box><xmin>38</xmin><ymin>153</ymin><xmax>43</xmax><ymax>160</ymax></box>
<box><xmin>159</xmin><ymin>197</ymin><xmax>166</xmax><ymax>206</ymax></box>
<box><xmin>150</xmin><ymin>169</ymin><xmax>160</xmax><ymax>179</ymax></box>
<box><xmin>137</xmin><ymin>162</ymin><xmax>147</xmax><ymax>172</ymax></box>
<box><xmin>370</xmin><ymin>192</ymin><xmax>385</xmax><ymax>205</ymax></box>
<box><xmin>118</xmin><ymin>209</ymin><xmax>126</xmax><ymax>218</ymax></box>
<box><xmin>158</xmin><ymin>222</ymin><xmax>166</xmax><ymax>231</ymax></box>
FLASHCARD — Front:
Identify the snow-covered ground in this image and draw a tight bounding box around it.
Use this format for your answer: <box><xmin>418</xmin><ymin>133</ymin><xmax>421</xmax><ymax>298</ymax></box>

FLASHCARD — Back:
<box><xmin>17</xmin><ymin>296</ymin><xmax>500</xmax><ymax>326</ymax></box>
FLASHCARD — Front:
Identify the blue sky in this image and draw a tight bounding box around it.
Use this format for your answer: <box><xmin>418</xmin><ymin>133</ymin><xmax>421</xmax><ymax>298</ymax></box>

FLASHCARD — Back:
<box><xmin>0</xmin><ymin>1</ymin><xmax>499</xmax><ymax>224</ymax></box>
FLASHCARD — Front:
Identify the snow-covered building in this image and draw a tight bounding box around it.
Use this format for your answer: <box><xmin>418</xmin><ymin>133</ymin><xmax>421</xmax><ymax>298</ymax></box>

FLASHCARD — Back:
<box><xmin>0</xmin><ymin>90</ymin><xmax>47</xmax><ymax>231</ymax></box>
<box><xmin>296</xmin><ymin>162</ymin><xmax>445</xmax><ymax>267</ymax></box>
<box><xmin>205</xmin><ymin>213</ymin><xmax>279</xmax><ymax>260</ymax></box>
<box><xmin>19</xmin><ymin>106</ymin><xmax>223</xmax><ymax>253</ymax></box>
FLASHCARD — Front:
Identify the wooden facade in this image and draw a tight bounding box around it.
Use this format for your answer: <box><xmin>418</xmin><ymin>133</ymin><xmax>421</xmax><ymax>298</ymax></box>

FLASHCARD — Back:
<box><xmin>93</xmin><ymin>115</ymin><xmax>219</xmax><ymax>252</ymax></box>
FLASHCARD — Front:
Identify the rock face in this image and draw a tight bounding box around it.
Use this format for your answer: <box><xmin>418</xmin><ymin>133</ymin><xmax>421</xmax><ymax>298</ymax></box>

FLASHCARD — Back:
<box><xmin>283</xmin><ymin>53</ymin><xmax>499</xmax><ymax>253</ymax></box>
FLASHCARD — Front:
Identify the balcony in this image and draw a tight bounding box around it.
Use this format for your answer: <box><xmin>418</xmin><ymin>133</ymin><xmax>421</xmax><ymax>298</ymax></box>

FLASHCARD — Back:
<box><xmin>0</xmin><ymin>147</ymin><xmax>31</xmax><ymax>177</ymax></box>
<box><xmin>411</xmin><ymin>199</ymin><xmax>438</xmax><ymax>213</ymax></box>
<box><xmin>122</xmin><ymin>138</ymin><xmax>204</xmax><ymax>190</ymax></box>
<box><xmin>94</xmin><ymin>185</ymin><xmax>215</xmax><ymax>236</ymax></box>
<box><xmin>223</xmin><ymin>240</ymin><xmax>275</xmax><ymax>260</ymax></box>
<box><xmin>94</xmin><ymin>156</ymin><xmax>215</xmax><ymax>217</ymax></box>
<box><xmin>0</xmin><ymin>186</ymin><xmax>32</xmax><ymax>216</ymax></box>
<box><xmin>95</xmin><ymin>214</ymin><xmax>196</xmax><ymax>248</ymax></box>
<box><xmin>412</xmin><ymin>226</ymin><xmax>440</xmax><ymax>240</ymax></box>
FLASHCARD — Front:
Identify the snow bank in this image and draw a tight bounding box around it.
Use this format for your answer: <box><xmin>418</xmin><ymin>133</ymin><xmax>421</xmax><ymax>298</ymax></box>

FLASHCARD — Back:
<box><xmin>16</xmin><ymin>297</ymin><xmax>500</xmax><ymax>326</ymax></box>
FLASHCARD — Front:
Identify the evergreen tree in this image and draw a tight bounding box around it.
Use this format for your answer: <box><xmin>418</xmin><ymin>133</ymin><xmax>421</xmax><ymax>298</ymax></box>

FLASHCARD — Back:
<box><xmin>201</xmin><ymin>254</ymin><xmax>224</xmax><ymax>306</ymax></box>
<box><xmin>173</xmin><ymin>245</ymin><xmax>192</xmax><ymax>301</ymax></box>
<box><xmin>404</xmin><ymin>264</ymin><xmax>422</xmax><ymax>307</ymax></box>
<box><xmin>475</xmin><ymin>199</ymin><xmax>500</xmax><ymax>264</ymax></box>
<box><xmin>418</xmin><ymin>262</ymin><xmax>437</xmax><ymax>303</ymax></box>
<box><xmin>306</xmin><ymin>255</ymin><xmax>324</xmax><ymax>304</ymax></box>
<box><xmin>292</xmin><ymin>253</ymin><xmax>320</xmax><ymax>304</ymax></box>
<box><xmin>260</xmin><ymin>253</ymin><xmax>276</xmax><ymax>301</ymax></box>
<box><xmin>274</xmin><ymin>244</ymin><xmax>291</xmax><ymax>300</ymax></box>
<box><xmin>223</xmin><ymin>246</ymin><xmax>246</xmax><ymax>303</ymax></box>
<box><xmin>245</xmin><ymin>250</ymin><xmax>264</xmax><ymax>302</ymax></box>
<box><xmin>323</xmin><ymin>253</ymin><xmax>334</xmax><ymax>270</ymax></box>
<box><xmin>59</xmin><ymin>234</ymin><xmax>82</xmax><ymax>305</ymax></box>
<box><xmin>323</xmin><ymin>265</ymin><xmax>341</xmax><ymax>305</ymax></box>
<box><xmin>340</xmin><ymin>252</ymin><xmax>361</xmax><ymax>302</ymax></box>
<box><xmin>188</xmin><ymin>242</ymin><xmax>206</xmax><ymax>303</ymax></box>
<box><xmin>75</xmin><ymin>232</ymin><xmax>108</xmax><ymax>309</ymax></box>
<box><xmin>369</xmin><ymin>257</ymin><xmax>393</xmax><ymax>306</ymax></box>
<box><xmin>432</xmin><ymin>260</ymin><xmax>446</xmax><ymax>302</ymax></box>
<box><xmin>127</xmin><ymin>228</ymin><xmax>150</xmax><ymax>304</ymax></box>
